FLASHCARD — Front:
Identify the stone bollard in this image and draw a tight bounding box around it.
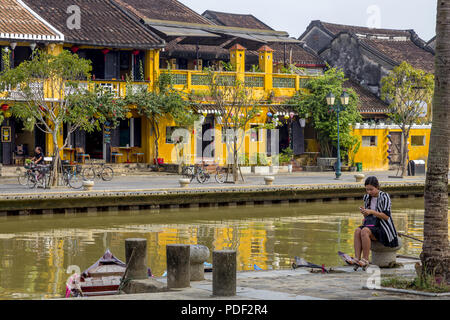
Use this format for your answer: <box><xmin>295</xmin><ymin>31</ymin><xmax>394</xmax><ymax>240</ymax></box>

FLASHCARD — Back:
<box><xmin>166</xmin><ymin>244</ymin><xmax>190</xmax><ymax>288</ymax></box>
<box><xmin>125</xmin><ymin>238</ymin><xmax>148</xmax><ymax>279</ymax></box>
<box><xmin>213</xmin><ymin>250</ymin><xmax>236</xmax><ymax>296</ymax></box>
<box><xmin>179</xmin><ymin>178</ymin><xmax>190</xmax><ymax>188</ymax></box>
<box><xmin>264</xmin><ymin>176</ymin><xmax>275</xmax><ymax>185</ymax></box>
<box><xmin>371</xmin><ymin>238</ymin><xmax>402</xmax><ymax>267</ymax></box>
<box><xmin>190</xmin><ymin>244</ymin><xmax>210</xmax><ymax>281</ymax></box>
<box><xmin>82</xmin><ymin>180</ymin><xmax>94</xmax><ymax>191</ymax></box>
<box><xmin>354</xmin><ymin>174</ymin><xmax>365</xmax><ymax>182</ymax></box>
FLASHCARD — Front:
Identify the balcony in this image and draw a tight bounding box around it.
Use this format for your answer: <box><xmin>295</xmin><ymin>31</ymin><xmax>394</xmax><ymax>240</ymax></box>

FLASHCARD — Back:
<box><xmin>160</xmin><ymin>69</ymin><xmax>311</xmax><ymax>97</ymax></box>
<box><xmin>1</xmin><ymin>71</ymin><xmax>311</xmax><ymax>102</ymax></box>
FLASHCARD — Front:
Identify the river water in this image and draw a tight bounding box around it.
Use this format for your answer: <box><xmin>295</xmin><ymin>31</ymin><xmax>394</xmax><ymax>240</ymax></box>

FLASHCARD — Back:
<box><xmin>0</xmin><ymin>198</ymin><xmax>447</xmax><ymax>300</ymax></box>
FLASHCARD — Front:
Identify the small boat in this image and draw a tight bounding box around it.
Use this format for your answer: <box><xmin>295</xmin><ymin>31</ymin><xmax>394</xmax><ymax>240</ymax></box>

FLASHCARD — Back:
<box><xmin>66</xmin><ymin>249</ymin><xmax>126</xmax><ymax>297</ymax></box>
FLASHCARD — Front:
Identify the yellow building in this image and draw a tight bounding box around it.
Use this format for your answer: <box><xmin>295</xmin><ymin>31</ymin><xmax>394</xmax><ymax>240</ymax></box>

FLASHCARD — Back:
<box><xmin>351</xmin><ymin>123</ymin><xmax>431</xmax><ymax>171</ymax></box>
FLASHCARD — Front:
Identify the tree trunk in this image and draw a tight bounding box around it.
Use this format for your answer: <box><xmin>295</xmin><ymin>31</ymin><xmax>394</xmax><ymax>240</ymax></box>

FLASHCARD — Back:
<box><xmin>400</xmin><ymin>131</ymin><xmax>408</xmax><ymax>177</ymax></box>
<box><xmin>420</xmin><ymin>0</ymin><xmax>450</xmax><ymax>283</ymax></box>
<box><xmin>51</xmin><ymin>132</ymin><xmax>61</xmax><ymax>187</ymax></box>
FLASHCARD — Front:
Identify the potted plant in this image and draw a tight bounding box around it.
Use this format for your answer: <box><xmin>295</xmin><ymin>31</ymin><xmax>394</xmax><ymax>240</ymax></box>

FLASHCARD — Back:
<box><xmin>251</xmin><ymin>153</ymin><xmax>270</xmax><ymax>175</ymax></box>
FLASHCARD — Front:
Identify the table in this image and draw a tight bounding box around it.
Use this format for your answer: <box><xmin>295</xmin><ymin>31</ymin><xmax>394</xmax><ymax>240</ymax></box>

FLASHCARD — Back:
<box><xmin>63</xmin><ymin>148</ymin><xmax>76</xmax><ymax>164</ymax></box>
<box><xmin>119</xmin><ymin>147</ymin><xmax>132</xmax><ymax>163</ymax></box>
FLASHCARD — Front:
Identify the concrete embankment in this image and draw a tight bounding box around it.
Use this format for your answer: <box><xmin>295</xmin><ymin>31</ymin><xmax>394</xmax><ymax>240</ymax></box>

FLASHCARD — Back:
<box><xmin>0</xmin><ymin>181</ymin><xmax>438</xmax><ymax>216</ymax></box>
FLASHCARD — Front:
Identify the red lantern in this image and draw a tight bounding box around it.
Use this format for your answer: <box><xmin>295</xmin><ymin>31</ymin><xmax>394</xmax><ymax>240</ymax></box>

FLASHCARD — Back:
<box><xmin>1</xmin><ymin>104</ymin><xmax>9</xmax><ymax>111</ymax></box>
<box><xmin>132</xmin><ymin>50</ymin><xmax>140</xmax><ymax>64</ymax></box>
<box><xmin>71</xmin><ymin>46</ymin><xmax>79</xmax><ymax>53</ymax></box>
<box><xmin>101</xmin><ymin>48</ymin><xmax>110</xmax><ymax>62</ymax></box>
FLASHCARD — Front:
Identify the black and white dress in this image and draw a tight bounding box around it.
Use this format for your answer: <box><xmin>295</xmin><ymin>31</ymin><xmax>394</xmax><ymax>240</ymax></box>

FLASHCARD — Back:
<box><xmin>361</xmin><ymin>191</ymin><xmax>399</xmax><ymax>247</ymax></box>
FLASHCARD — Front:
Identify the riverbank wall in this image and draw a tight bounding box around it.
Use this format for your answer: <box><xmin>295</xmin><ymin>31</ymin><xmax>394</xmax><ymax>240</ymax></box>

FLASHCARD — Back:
<box><xmin>0</xmin><ymin>182</ymin><xmax>443</xmax><ymax>216</ymax></box>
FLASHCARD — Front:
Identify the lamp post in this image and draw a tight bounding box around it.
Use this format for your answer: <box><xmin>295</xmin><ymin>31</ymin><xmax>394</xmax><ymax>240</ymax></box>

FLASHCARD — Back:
<box><xmin>326</xmin><ymin>91</ymin><xmax>349</xmax><ymax>179</ymax></box>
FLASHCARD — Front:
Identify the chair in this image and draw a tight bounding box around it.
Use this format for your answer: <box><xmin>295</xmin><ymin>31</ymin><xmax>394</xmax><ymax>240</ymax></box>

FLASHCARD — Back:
<box><xmin>132</xmin><ymin>147</ymin><xmax>145</xmax><ymax>163</ymax></box>
<box><xmin>110</xmin><ymin>147</ymin><xmax>123</xmax><ymax>163</ymax></box>
<box><xmin>75</xmin><ymin>147</ymin><xmax>90</xmax><ymax>164</ymax></box>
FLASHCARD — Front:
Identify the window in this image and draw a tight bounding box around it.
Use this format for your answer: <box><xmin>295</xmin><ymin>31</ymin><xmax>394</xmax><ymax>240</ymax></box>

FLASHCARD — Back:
<box><xmin>133</xmin><ymin>118</ymin><xmax>142</xmax><ymax>147</ymax></box>
<box><xmin>411</xmin><ymin>135</ymin><xmax>425</xmax><ymax>146</ymax></box>
<box><xmin>362</xmin><ymin>136</ymin><xmax>377</xmax><ymax>147</ymax></box>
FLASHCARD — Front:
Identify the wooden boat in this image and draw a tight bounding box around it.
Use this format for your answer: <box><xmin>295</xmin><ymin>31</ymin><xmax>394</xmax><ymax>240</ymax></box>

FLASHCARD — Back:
<box><xmin>66</xmin><ymin>249</ymin><xmax>126</xmax><ymax>297</ymax></box>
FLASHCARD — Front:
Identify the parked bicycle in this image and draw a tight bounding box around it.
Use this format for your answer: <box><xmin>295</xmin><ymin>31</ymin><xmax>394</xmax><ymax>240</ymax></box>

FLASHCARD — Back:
<box><xmin>195</xmin><ymin>164</ymin><xmax>227</xmax><ymax>184</ymax></box>
<box><xmin>82</xmin><ymin>163</ymin><xmax>114</xmax><ymax>181</ymax></box>
<box><xmin>61</xmin><ymin>162</ymin><xmax>84</xmax><ymax>189</ymax></box>
<box><xmin>181</xmin><ymin>165</ymin><xmax>197</xmax><ymax>182</ymax></box>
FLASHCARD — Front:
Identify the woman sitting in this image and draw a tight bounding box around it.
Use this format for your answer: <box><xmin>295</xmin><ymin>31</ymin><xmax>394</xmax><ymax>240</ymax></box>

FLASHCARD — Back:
<box><xmin>354</xmin><ymin>176</ymin><xmax>399</xmax><ymax>268</ymax></box>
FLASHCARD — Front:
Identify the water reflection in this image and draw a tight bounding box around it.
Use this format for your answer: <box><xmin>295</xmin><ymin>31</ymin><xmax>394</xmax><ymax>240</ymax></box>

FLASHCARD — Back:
<box><xmin>0</xmin><ymin>198</ymin><xmax>448</xmax><ymax>300</ymax></box>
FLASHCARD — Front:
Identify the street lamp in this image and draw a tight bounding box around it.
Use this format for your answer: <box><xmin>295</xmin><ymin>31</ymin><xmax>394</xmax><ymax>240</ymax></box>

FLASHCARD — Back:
<box><xmin>327</xmin><ymin>91</ymin><xmax>349</xmax><ymax>179</ymax></box>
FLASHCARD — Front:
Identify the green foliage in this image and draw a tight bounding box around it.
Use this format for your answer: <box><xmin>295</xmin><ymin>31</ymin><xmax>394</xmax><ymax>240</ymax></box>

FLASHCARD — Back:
<box><xmin>250</xmin><ymin>65</ymin><xmax>263</xmax><ymax>73</ymax></box>
<box><xmin>238</xmin><ymin>153</ymin><xmax>250</xmax><ymax>166</ymax></box>
<box><xmin>250</xmin><ymin>153</ymin><xmax>269</xmax><ymax>166</ymax></box>
<box><xmin>125</xmin><ymin>71</ymin><xmax>197</xmax><ymax>127</ymax></box>
<box><xmin>381</xmin><ymin>276</ymin><xmax>450</xmax><ymax>293</ymax></box>
<box><xmin>123</xmin><ymin>70</ymin><xmax>198</xmax><ymax>164</ymax></box>
<box><xmin>0</xmin><ymin>48</ymin><xmax>125</xmax><ymax>185</ymax></box>
<box><xmin>280</xmin><ymin>147</ymin><xmax>294</xmax><ymax>164</ymax></box>
<box><xmin>280</xmin><ymin>64</ymin><xmax>306</xmax><ymax>75</ymax></box>
<box><xmin>220</xmin><ymin>61</ymin><xmax>235</xmax><ymax>72</ymax></box>
<box><xmin>381</xmin><ymin>61</ymin><xmax>434</xmax><ymax>125</ymax></box>
<box><xmin>287</xmin><ymin>67</ymin><xmax>362</xmax><ymax>158</ymax></box>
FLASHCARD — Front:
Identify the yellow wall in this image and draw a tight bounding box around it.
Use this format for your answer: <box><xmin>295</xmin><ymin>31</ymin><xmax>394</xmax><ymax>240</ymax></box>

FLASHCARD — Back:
<box><xmin>351</xmin><ymin>124</ymin><xmax>431</xmax><ymax>171</ymax></box>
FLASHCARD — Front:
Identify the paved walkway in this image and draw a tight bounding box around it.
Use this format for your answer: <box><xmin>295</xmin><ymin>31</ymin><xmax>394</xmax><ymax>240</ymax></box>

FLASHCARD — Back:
<box><xmin>76</xmin><ymin>257</ymin><xmax>449</xmax><ymax>300</ymax></box>
<box><xmin>0</xmin><ymin>170</ymin><xmax>440</xmax><ymax>195</ymax></box>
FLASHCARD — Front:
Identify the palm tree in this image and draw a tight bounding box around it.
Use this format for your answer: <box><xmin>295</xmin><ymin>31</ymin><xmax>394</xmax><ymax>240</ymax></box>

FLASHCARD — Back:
<box><xmin>420</xmin><ymin>0</ymin><xmax>450</xmax><ymax>282</ymax></box>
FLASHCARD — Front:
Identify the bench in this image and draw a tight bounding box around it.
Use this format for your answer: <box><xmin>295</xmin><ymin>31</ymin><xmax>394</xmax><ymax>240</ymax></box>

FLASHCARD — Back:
<box><xmin>371</xmin><ymin>238</ymin><xmax>402</xmax><ymax>267</ymax></box>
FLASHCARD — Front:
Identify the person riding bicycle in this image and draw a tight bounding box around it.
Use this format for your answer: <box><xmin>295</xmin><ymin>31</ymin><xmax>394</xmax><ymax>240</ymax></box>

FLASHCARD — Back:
<box><xmin>31</xmin><ymin>146</ymin><xmax>44</xmax><ymax>165</ymax></box>
<box><xmin>30</xmin><ymin>147</ymin><xmax>47</xmax><ymax>181</ymax></box>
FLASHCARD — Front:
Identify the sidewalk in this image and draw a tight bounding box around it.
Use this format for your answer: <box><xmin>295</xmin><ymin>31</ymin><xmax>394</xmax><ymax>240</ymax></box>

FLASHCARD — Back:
<box><xmin>0</xmin><ymin>170</ymin><xmax>436</xmax><ymax>195</ymax></box>
<box><xmin>74</xmin><ymin>257</ymin><xmax>450</xmax><ymax>300</ymax></box>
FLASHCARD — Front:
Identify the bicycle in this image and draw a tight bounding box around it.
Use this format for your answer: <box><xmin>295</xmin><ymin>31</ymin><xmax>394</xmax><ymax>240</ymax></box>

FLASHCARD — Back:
<box><xmin>82</xmin><ymin>163</ymin><xmax>114</xmax><ymax>181</ymax></box>
<box><xmin>196</xmin><ymin>164</ymin><xmax>227</xmax><ymax>184</ymax></box>
<box><xmin>18</xmin><ymin>163</ymin><xmax>35</xmax><ymax>186</ymax></box>
<box><xmin>181</xmin><ymin>165</ymin><xmax>197</xmax><ymax>182</ymax></box>
<box><xmin>62</xmin><ymin>163</ymin><xmax>84</xmax><ymax>189</ymax></box>
<box><xmin>26</xmin><ymin>164</ymin><xmax>51</xmax><ymax>189</ymax></box>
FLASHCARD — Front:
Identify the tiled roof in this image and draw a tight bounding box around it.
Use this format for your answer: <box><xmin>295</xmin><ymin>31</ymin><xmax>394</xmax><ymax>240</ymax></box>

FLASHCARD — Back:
<box><xmin>202</xmin><ymin>10</ymin><xmax>273</xmax><ymax>30</ymax></box>
<box><xmin>21</xmin><ymin>0</ymin><xmax>164</xmax><ymax>48</ymax></box>
<box><xmin>269</xmin><ymin>43</ymin><xmax>324</xmax><ymax>66</ymax></box>
<box><xmin>361</xmin><ymin>38</ymin><xmax>435</xmax><ymax>73</ymax></box>
<box><xmin>112</xmin><ymin>0</ymin><xmax>213</xmax><ymax>25</ymax></box>
<box><xmin>200</xmin><ymin>11</ymin><xmax>322</xmax><ymax>67</ymax></box>
<box><xmin>163</xmin><ymin>39</ymin><xmax>229</xmax><ymax>60</ymax></box>
<box><xmin>0</xmin><ymin>0</ymin><xmax>62</xmax><ymax>41</ymax></box>
<box><xmin>307</xmin><ymin>21</ymin><xmax>434</xmax><ymax>74</ymax></box>
<box><xmin>319</xmin><ymin>21</ymin><xmax>411</xmax><ymax>38</ymax></box>
<box><xmin>344</xmin><ymin>79</ymin><xmax>389</xmax><ymax>115</ymax></box>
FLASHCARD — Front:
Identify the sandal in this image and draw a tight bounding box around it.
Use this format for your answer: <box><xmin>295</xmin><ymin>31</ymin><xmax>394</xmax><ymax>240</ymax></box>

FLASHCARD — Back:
<box><xmin>357</xmin><ymin>258</ymin><xmax>370</xmax><ymax>270</ymax></box>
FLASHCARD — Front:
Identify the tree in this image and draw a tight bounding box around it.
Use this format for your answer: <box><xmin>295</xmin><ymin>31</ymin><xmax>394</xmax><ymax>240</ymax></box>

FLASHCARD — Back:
<box><xmin>288</xmin><ymin>67</ymin><xmax>361</xmax><ymax>161</ymax></box>
<box><xmin>203</xmin><ymin>71</ymin><xmax>261</xmax><ymax>183</ymax></box>
<box><xmin>0</xmin><ymin>49</ymin><xmax>125</xmax><ymax>186</ymax></box>
<box><xmin>123</xmin><ymin>72</ymin><xmax>197</xmax><ymax>167</ymax></box>
<box><xmin>420</xmin><ymin>0</ymin><xmax>449</xmax><ymax>284</ymax></box>
<box><xmin>381</xmin><ymin>61</ymin><xmax>434</xmax><ymax>177</ymax></box>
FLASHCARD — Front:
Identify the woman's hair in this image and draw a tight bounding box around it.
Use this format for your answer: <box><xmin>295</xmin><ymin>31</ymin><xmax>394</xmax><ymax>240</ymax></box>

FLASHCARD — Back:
<box><xmin>365</xmin><ymin>176</ymin><xmax>380</xmax><ymax>189</ymax></box>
